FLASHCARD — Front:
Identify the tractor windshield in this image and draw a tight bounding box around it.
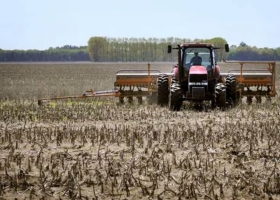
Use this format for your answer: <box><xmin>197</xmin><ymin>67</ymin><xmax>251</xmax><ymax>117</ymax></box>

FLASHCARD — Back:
<box><xmin>184</xmin><ymin>47</ymin><xmax>211</xmax><ymax>69</ymax></box>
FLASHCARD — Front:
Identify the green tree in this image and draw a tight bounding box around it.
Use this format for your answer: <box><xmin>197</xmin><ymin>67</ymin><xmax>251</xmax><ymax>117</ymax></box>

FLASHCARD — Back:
<box><xmin>88</xmin><ymin>37</ymin><xmax>108</xmax><ymax>61</ymax></box>
<box><xmin>239</xmin><ymin>42</ymin><xmax>247</xmax><ymax>47</ymax></box>
<box><xmin>206</xmin><ymin>37</ymin><xmax>228</xmax><ymax>61</ymax></box>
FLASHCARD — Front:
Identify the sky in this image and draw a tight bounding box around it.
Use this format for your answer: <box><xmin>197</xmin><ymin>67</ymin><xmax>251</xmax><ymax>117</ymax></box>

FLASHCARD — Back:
<box><xmin>0</xmin><ymin>0</ymin><xmax>279</xmax><ymax>50</ymax></box>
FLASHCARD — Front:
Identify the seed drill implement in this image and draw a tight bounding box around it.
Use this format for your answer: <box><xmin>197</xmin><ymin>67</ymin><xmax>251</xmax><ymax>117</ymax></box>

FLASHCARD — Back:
<box><xmin>38</xmin><ymin>63</ymin><xmax>173</xmax><ymax>105</ymax></box>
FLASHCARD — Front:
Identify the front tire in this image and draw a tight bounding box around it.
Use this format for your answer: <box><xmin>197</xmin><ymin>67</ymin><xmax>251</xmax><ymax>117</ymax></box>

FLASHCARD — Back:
<box><xmin>226</xmin><ymin>74</ymin><xmax>238</xmax><ymax>106</ymax></box>
<box><xmin>169</xmin><ymin>78</ymin><xmax>182</xmax><ymax>111</ymax></box>
<box><xmin>157</xmin><ymin>74</ymin><xmax>169</xmax><ymax>106</ymax></box>
<box><xmin>215</xmin><ymin>83</ymin><xmax>226</xmax><ymax>109</ymax></box>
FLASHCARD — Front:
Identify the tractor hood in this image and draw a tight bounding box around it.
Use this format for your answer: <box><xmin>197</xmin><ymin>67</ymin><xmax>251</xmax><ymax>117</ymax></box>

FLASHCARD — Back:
<box><xmin>189</xmin><ymin>65</ymin><xmax>207</xmax><ymax>75</ymax></box>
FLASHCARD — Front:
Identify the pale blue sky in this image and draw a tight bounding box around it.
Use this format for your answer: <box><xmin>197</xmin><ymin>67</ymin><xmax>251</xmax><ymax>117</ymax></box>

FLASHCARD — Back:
<box><xmin>1</xmin><ymin>0</ymin><xmax>279</xmax><ymax>50</ymax></box>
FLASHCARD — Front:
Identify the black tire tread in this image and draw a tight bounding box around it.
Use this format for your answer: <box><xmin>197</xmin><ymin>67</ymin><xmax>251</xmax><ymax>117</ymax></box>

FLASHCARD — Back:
<box><xmin>157</xmin><ymin>74</ymin><xmax>169</xmax><ymax>106</ymax></box>
<box><xmin>226</xmin><ymin>74</ymin><xmax>238</xmax><ymax>105</ymax></box>
<box><xmin>215</xmin><ymin>83</ymin><xmax>226</xmax><ymax>109</ymax></box>
<box><xmin>169</xmin><ymin>78</ymin><xmax>182</xmax><ymax>111</ymax></box>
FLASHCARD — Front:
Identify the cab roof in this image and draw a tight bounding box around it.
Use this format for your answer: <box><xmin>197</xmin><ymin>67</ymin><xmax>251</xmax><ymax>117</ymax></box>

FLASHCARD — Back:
<box><xmin>181</xmin><ymin>43</ymin><xmax>214</xmax><ymax>48</ymax></box>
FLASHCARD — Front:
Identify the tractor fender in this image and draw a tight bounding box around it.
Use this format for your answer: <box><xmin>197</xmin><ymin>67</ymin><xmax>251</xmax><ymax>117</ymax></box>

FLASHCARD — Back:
<box><xmin>214</xmin><ymin>65</ymin><xmax>221</xmax><ymax>80</ymax></box>
<box><xmin>173</xmin><ymin>65</ymin><xmax>179</xmax><ymax>80</ymax></box>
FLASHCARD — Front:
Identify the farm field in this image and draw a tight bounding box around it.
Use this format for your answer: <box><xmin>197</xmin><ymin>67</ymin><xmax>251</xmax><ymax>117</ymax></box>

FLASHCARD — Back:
<box><xmin>0</xmin><ymin>62</ymin><xmax>280</xmax><ymax>199</ymax></box>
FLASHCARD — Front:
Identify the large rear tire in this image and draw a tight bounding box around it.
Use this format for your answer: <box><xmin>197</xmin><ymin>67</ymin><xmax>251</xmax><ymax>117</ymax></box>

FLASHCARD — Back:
<box><xmin>157</xmin><ymin>74</ymin><xmax>169</xmax><ymax>106</ymax></box>
<box><xmin>226</xmin><ymin>74</ymin><xmax>238</xmax><ymax>105</ymax></box>
<box><xmin>215</xmin><ymin>83</ymin><xmax>226</xmax><ymax>109</ymax></box>
<box><xmin>169</xmin><ymin>78</ymin><xmax>182</xmax><ymax>111</ymax></box>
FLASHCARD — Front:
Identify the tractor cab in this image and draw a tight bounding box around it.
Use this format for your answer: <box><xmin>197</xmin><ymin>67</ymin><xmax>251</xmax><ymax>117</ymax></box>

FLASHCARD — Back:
<box><xmin>181</xmin><ymin>44</ymin><xmax>218</xmax><ymax>82</ymax></box>
<box><xmin>184</xmin><ymin>48</ymin><xmax>213</xmax><ymax>74</ymax></box>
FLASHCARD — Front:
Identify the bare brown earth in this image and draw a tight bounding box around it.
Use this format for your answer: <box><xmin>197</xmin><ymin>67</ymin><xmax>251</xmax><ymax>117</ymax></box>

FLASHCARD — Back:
<box><xmin>0</xmin><ymin>62</ymin><xmax>280</xmax><ymax>199</ymax></box>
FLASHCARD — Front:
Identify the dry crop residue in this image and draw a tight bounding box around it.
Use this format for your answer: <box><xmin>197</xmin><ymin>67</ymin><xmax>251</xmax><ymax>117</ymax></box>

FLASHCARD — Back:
<box><xmin>1</xmin><ymin>101</ymin><xmax>280</xmax><ymax>199</ymax></box>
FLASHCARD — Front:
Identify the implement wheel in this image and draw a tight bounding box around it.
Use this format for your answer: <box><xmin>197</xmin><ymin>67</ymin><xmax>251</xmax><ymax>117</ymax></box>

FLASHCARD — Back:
<box><xmin>157</xmin><ymin>74</ymin><xmax>169</xmax><ymax>106</ymax></box>
<box><xmin>128</xmin><ymin>97</ymin><xmax>133</xmax><ymax>104</ymax></box>
<box><xmin>169</xmin><ymin>78</ymin><xmax>182</xmax><ymax>111</ymax></box>
<box><xmin>226</xmin><ymin>74</ymin><xmax>238</xmax><ymax>106</ymax></box>
<box><xmin>247</xmin><ymin>96</ymin><xmax>253</xmax><ymax>104</ymax></box>
<box><xmin>256</xmin><ymin>96</ymin><xmax>262</xmax><ymax>104</ymax></box>
<box><xmin>215</xmin><ymin>83</ymin><xmax>226</xmax><ymax>109</ymax></box>
<box><xmin>137</xmin><ymin>96</ymin><xmax>143</xmax><ymax>104</ymax></box>
<box><xmin>119</xmin><ymin>97</ymin><xmax>124</xmax><ymax>104</ymax></box>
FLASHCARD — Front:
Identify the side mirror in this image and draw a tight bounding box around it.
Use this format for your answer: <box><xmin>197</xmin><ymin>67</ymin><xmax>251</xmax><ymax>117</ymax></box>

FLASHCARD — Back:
<box><xmin>168</xmin><ymin>45</ymin><xmax>172</xmax><ymax>53</ymax></box>
<box><xmin>225</xmin><ymin>44</ymin><xmax>229</xmax><ymax>52</ymax></box>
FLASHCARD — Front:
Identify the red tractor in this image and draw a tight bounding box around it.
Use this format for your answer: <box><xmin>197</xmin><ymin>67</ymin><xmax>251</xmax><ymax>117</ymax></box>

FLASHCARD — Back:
<box><xmin>157</xmin><ymin>43</ymin><xmax>232</xmax><ymax>110</ymax></box>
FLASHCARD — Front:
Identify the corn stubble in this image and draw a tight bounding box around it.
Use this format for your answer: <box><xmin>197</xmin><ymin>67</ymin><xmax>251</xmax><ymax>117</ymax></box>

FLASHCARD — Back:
<box><xmin>1</xmin><ymin>100</ymin><xmax>280</xmax><ymax>199</ymax></box>
<box><xmin>0</xmin><ymin>63</ymin><xmax>280</xmax><ymax>199</ymax></box>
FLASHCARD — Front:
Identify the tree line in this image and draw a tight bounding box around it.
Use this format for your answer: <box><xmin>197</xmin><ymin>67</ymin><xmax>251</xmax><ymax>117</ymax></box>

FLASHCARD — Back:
<box><xmin>0</xmin><ymin>45</ymin><xmax>89</xmax><ymax>62</ymax></box>
<box><xmin>87</xmin><ymin>37</ymin><xmax>229</xmax><ymax>62</ymax></box>
<box><xmin>227</xmin><ymin>42</ymin><xmax>280</xmax><ymax>61</ymax></box>
<box><xmin>0</xmin><ymin>38</ymin><xmax>279</xmax><ymax>62</ymax></box>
